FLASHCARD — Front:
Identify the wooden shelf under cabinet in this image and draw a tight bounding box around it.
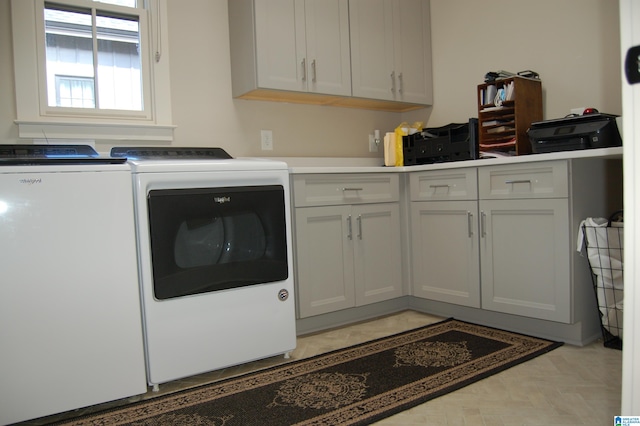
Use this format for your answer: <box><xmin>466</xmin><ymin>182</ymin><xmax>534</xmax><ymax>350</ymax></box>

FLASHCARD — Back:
<box><xmin>477</xmin><ymin>76</ymin><xmax>542</xmax><ymax>155</ymax></box>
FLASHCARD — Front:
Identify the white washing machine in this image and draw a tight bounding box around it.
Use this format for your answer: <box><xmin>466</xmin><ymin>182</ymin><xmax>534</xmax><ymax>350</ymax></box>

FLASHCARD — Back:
<box><xmin>111</xmin><ymin>147</ymin><xmax>297</xmax><ymax>388</ymax></box>
<box><xmin>0</xmin><ymin>145</ymin><xmax>147</xmax><ymax>425</ymax></box>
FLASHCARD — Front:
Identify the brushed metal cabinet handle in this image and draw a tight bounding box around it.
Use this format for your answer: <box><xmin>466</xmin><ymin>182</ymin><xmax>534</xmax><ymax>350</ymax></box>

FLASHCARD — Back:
<box><xmin>505</xmin><ymin>179</ymin><xmax>531</xmax><ymax>185</ymax></box>
<box><xmin>390</xmin><ymin>71</ymin><xmax>396</xmax><ymax>93</ymax></box>
<box><xmin>311</xmin><ymin>59</ymin><xmax>316</xmax><ymax>82</ymax></box>
<box><xmin>467</xmin><ymin>211</ymin><xmax>473</xmax><ymax>238</ymax></box>
<box><xmin>301</xmin><ymin>58</ymin><xmax>306</xmax><ymax>82</ymax></box>
<box><xmin>481</xmin><ymin>211</ymin><xmax>487</xmax><ymax>238</ymax></box>
<box><xmin>430</xmin><ymin>184</ymin><xmax>450</xmax><ymax>194</ymax></box>
<box><xmin>342</xmin><ymin>187</ymin><xmax>363</xmax><ymax>192</ymax></box>
<box><xmin>347</xmin><ymin>215</ymin><xmax>352</xmax><ymax>240</ymax></box>
<box><xmin>357</xmin><ymin>215</ymin><xmax>362</xmax><ymax>240</ymax></box>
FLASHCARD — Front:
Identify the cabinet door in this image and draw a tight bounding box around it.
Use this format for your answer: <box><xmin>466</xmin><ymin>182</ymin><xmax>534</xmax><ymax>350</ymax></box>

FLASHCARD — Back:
<box><xmin>411</xmin><ymin>201</ymin><xmax>480</xmax><ymax>307</ymax></box>
<box><xmin>255</xmin><ymin>0</ymin><xmax>350</xmax><ymax>95</ymax></box>
<box><xmin>353</xmin><ymin>203</ymin><xmax>403</xmax><ymax>306</ymax></box>
<box><xmin>349</xmin><ymin>0</ymin><xmax>432</xmax><ymax>104</ymax></box>
<box><xmin>303</xmin><ymin>0</ymin><xmax>352</xmax><ymax>96</ymax></box>
<box><xmin>349</xmin><ymin>0</ymin><xmax>395</xmax><ymax>101</ymax></box>
<box><xmin>254</xmin><ymin>0</ymin><xmax>302</xmax><ymax>92</ymax></box>
<box><xmin>295</xmin><ymin>205</ymin><xmax>355</xmax><ymax>317</ymax></box>
<box><xmin>394</xmin><ymin>0</ymin><xmax>433</xmax><ymax>104</ymax></box>
<box><xmin>479</xmin><ymin>199</ymin><xmax>571</xmax><ymax>323</ymax></box>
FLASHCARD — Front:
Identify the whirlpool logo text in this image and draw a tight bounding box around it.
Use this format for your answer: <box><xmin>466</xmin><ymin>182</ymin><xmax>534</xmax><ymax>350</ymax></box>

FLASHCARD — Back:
<box><xmin>214</xmin><ymin>196</ymin><xmax>231</xmax><ymax>204</ymax></box>
<box><xmin>19</xmin><ymin>178</ymin><xmax>42</xmax><ymax>185</ymax></box>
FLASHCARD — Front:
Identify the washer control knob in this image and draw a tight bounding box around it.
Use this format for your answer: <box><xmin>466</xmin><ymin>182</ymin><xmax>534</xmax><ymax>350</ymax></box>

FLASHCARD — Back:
<box><xmin>278</xmin><ymin>289</ymin><xmax>289</xmax><ymax>302</ymax></box>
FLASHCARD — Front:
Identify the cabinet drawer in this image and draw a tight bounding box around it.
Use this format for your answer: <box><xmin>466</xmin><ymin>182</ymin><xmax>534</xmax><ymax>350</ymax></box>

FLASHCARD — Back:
<box><xmin>293</xmin><ymin>173</ymin><xmax>399</xmax><ymax>207</ymax></box>
<box><xmin>478</xmin><ymin>161</ymin><xmax>568</xmax><ymax>199</ymax></box>
<box><xmin>410</xmin><ymin>168</ymin><xmax>477</xmax><ymax>201</ymax></box>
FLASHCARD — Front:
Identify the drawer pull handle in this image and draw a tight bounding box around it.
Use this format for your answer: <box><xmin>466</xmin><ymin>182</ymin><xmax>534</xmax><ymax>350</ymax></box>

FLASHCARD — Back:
<box><xmin>505</xmin><ymin>179</ymin><xmax>531</xmax><ymax>185</ymax></box>
<box><xmin>347</xmin><ymin>215</ymin><xmax>353</xmax><ymax>240</ymax></box>
<box><xmin>429</xmin><ymin>184</ymin><xmax>450</xmax><ymax>193</ymax></box>
<box><xmin>342</xmin><ymin>187</ymin><xmax>363</xmax><ymax>192</ymax></box>
<box><xmin>481</xmin><ymin>211</ymin><xmax>487</xmax><ymax>238</ymax></box>
<box><xmin>467</xmin><ymin>211</ymin><xmax>473</xmax><ymax>238</ymax></box>
<box><xmin>357</xmin><ymin>215</ymin><xmax>362</xmax><ymax>240</ymax></box>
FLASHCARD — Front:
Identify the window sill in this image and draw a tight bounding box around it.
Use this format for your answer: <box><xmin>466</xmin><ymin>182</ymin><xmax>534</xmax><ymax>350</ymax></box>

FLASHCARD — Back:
<box><xmin>15</xmin><ymin>120</ymin><xmax>176</xmax><ymax>142</ymax></box>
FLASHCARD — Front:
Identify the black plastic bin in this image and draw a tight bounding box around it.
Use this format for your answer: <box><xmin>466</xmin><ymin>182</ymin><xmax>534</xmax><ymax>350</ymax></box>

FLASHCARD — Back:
<box><xmin>402</xmin><ymin>119</ymin><xmax>478</xmax><ymax>166</ymax></box>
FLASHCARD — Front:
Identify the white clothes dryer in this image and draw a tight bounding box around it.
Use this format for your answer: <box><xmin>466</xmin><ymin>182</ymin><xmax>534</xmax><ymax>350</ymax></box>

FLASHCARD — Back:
<box><xmin>111</xmin><ymin>147</ymin><xmax>297</xmax><ymax>388</ymax></box>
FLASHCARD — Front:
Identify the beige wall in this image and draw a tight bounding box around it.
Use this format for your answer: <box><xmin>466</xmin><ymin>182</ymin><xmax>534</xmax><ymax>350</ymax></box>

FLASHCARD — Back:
<box><xmin>423</xmin><ymin>0</ymin><xmax>621</xmax><ymax>127</ymax></box>
<box><xmin>0</xmin><ymin>0</ymin><xmax>621</xmax><ymax>158</ymax></box>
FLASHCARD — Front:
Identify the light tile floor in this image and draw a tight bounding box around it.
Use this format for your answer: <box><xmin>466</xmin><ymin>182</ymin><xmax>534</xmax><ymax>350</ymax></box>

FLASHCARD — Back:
<box><xmin>22</xmin><ymin>310</ymin><xmax>622</xmax><ymax>425</ymax></box>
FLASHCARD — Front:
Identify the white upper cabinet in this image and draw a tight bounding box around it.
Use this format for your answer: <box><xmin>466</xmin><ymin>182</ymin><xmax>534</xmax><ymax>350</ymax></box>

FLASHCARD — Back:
<box><xmin>253</xmin><ymin>1</ymin><xmax>299</xmax><ymax>92</ymax></box>
<box><xmin>349</xmin><ymin>0</ymin><xmax>433</xmax><ymax>104</ymax></box>
<box><xmin>349</xmin><ymin>0</ymin><xmax>395</xmax><ymax>101</ymax></box>
<box><xmin>298</xmin><ymin>0</ymin><xmax>352</xmax><ymax>96</ymax></box>
<box><xmin>228</xmin><ymin>0</ymin><xmax>433</xmax><ymax>111</ymax></box>
<box><xmin>229</xmin><ymin>0</ymin><xmax>351</xmax><ymax>97</ymax></box>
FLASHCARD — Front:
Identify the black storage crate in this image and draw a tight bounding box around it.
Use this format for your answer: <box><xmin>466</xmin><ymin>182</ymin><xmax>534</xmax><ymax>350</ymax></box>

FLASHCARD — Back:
<box><xmin>581</xmin><ymin>216</ymin><xmax>624</xmax><ymax>350</ymax></box>
<box><xmin>403</xmin><ymin>119</ymin><xmax>478</xmax><ymax>166</ymax></box>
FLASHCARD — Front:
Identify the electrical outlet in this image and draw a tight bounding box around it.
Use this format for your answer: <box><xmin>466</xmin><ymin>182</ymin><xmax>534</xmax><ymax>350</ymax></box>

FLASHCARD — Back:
<box><xmin>261</xmin><ymin>130</ymin><xmax>273</xmax><ymax>150</ymax></box>
<box><xmin>369</xmin><ymin>134</ymin><xmax>378</xmax><ymax>152</ymax></box>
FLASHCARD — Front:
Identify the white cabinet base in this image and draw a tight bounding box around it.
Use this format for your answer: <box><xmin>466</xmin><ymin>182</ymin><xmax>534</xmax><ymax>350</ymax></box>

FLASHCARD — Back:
<box><xmin>296</xmin><ymin>300</ymin><xmax>601</xmax><ymax>346</ymax></box>
<box><xmin>295</xmin><ymin>205</ymin><xmax>355</xmax><ymax>317</ymax></box>
<box><xmin>479</xmin><ymin>198</ymin><xmax>570</xmax><ymax>322</ymax></box>
<box><xmin>293</xmin><ymin>173</ymin><xmax>403</xmax><ymax>318</ymax></box>
<box><xmin>407</xmin><ymin>299</ymin><xmax>600</xmax><ymax>347</ymax></box>
<box><xmin>411</xmin><ymin>201</ymin><xmax>480</xmax><ymax>307</ymax></box>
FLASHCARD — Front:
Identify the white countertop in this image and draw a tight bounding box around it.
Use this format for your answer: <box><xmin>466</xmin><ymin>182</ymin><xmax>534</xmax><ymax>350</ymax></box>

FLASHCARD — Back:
<box><xmin>277</xmin><ymin>147</ymin><xmax>623</xmax><ymax>174</ymax></box>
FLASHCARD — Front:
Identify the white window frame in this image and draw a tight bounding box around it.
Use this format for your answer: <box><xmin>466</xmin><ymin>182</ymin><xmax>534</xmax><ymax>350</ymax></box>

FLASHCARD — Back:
<box><xmin>11</xmin><ymin>0</ymin><xmax>174</xmax><ymax>142</ymax></box>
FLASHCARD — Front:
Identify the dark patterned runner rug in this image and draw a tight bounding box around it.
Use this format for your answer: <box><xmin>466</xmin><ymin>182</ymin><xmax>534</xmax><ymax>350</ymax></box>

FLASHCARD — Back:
<box><xmin>56</xmin><ymin>318</ymin><xmax>562</xmax><ymax>426</ymax></box>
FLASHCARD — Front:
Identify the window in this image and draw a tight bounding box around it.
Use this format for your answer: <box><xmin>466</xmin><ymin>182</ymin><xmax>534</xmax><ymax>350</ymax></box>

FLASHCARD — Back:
<box><xmin>44</xmin><ymin>3</ymin><xmax>142</xmax><ymax>111</ymax></box>
<box><xmin>55</xmin><ymin>76</ymin><xmax>96</xmax><ymax>108</ymax></box>
<box><xmin>11</xmin><ymin>0</ymin><xmax>174</xmax><ymax>142</ymax></box>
